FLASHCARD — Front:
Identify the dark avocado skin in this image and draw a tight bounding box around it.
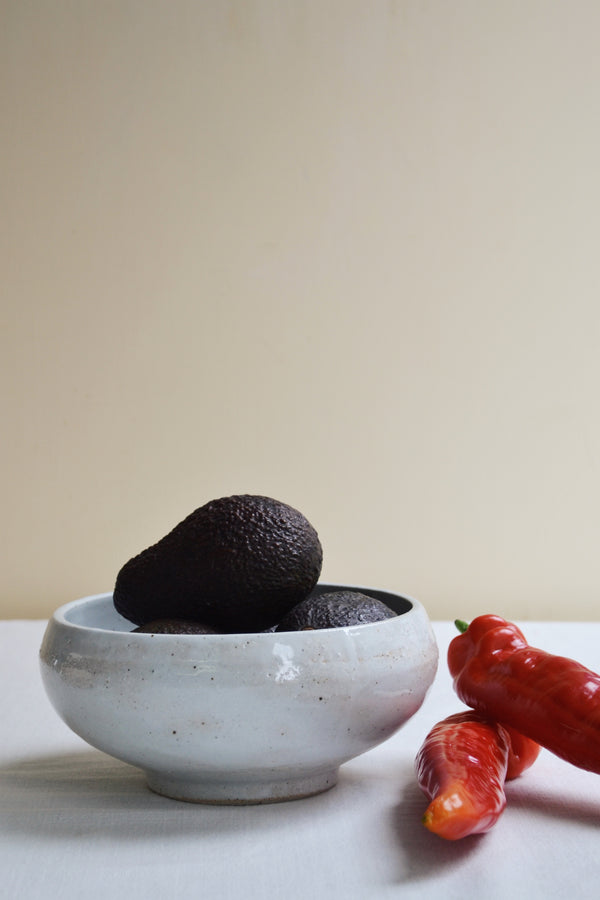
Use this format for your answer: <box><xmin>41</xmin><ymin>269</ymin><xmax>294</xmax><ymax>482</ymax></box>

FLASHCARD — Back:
<box><xmin>113</xmin><ymin>495</ymin><xmax>323</xmax><ymax>632</ymax></box>
<box><xmin>275</xmin><ymin>590</ymin><xmax>397</xmax><ymax>632</ymax></box>
<box><xmin>132</xmin><ymin>619</ymin><xmax>221</xmax><ymax>635</ymax></box>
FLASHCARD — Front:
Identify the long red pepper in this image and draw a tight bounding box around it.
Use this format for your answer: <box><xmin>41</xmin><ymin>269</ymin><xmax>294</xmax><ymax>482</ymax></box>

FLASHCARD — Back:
<box><xmin>448</xmin><ymin>615</ymin><xmax>600</xmax><ymax>774</ymax></box>
<box><xmin>415</xmin><ymin>710</ymin><xmax>540</xmax><ymax>840</ymax></box>
<box><xmin>503</xmin><ymin>721</ymin><xmax>542</xmax><ymax>781</ymax></box>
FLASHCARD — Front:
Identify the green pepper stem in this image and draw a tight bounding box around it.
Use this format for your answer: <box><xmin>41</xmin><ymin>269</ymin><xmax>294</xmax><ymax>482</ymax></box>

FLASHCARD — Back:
<box><xmin>454</xmin><ymin>619</ymin><xmax>469</xmax><ymax>633</ymax></box>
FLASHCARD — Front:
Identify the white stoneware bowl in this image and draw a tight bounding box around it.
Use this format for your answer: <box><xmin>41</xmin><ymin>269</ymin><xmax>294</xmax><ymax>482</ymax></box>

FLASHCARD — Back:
<box><xmin>39</xmin><ymin>583</ymin><xmax>438</xmax><ymax>804</ymax></box>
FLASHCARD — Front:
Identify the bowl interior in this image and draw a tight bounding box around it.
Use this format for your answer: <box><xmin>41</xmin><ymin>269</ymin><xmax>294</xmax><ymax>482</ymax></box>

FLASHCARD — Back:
<box><xmin>58</xmin><ymin>583</ymin><xmax>414</xmax><ymax>634</ymax></box>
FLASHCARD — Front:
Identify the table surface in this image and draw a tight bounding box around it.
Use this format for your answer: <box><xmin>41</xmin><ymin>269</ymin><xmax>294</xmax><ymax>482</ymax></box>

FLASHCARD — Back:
<box><xmin>3</xmin><ymin>618</ymin><xmax>600</xmax><ymax>900</ymax></box>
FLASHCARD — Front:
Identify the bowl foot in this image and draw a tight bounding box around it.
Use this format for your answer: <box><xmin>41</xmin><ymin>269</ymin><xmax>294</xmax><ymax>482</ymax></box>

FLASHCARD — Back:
<box><xmin>144</xmin><ymin>767</ymin><xmax>339</xmax><ymax>804</ymax></box>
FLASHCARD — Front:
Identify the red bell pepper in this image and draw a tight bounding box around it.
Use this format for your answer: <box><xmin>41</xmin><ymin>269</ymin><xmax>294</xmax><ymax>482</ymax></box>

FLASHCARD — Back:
<box><xmin>449</xmin><ymin>615</ymin><xmax>600</xmax><ymax>774</ymax></box>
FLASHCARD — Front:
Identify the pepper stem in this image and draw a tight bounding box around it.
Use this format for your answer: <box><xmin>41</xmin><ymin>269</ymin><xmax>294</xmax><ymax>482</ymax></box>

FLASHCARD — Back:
<box><xmin>454</xmin><ymin>619</ymin><xmax>469</xmax><ymax>633</ymax></box>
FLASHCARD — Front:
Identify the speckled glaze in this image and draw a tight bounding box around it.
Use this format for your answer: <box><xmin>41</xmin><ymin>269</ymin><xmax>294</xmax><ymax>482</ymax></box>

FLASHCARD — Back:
<box><xmin>39</xmin><ymin>584</ymin><xmax>438</xmax><ymax>804</ymax></box>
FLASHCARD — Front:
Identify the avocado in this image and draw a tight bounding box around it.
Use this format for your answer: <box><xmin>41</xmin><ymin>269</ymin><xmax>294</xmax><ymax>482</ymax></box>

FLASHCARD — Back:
<box><xmin>113</xmin><ymin>494</ymin><xmax>323</xmax><ymax>632</ymax></box>
<box><xmin>132</xmin><ymin>619</ymin><xmax>221</xmax><ymax>635</ymax></box>
<box><xmin>275</xmin><ymin>590</ymin><xmax>397</xmax><ymax>632</ymax></box>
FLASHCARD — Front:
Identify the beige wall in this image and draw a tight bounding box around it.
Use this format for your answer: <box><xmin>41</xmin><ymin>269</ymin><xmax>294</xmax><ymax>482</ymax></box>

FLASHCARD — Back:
<box><xmin>3</xmin><ymin>1</ymin><xmax>600</xmax><ymax>621</ymax></box>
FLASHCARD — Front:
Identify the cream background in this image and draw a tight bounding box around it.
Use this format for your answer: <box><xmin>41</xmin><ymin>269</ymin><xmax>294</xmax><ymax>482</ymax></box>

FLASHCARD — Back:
<box><xmin>3</xmin><ymin>1</ymin><xmax>600</xmax><ymax>621</ymax></box>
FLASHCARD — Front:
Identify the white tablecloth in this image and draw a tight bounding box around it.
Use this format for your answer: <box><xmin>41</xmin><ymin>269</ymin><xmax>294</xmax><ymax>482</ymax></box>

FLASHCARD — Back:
<box><xmin>2</xmin><ymin>619</ymin><xmax>600</xmax><ymax>899</ymax></box>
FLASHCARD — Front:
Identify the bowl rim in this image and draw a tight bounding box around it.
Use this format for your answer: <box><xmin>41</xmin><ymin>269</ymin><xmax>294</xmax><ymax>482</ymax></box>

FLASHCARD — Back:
<box><xmin>48</xmin><ymin>583</ymin><xmax>423</xmax><ymax>640</ymax></box>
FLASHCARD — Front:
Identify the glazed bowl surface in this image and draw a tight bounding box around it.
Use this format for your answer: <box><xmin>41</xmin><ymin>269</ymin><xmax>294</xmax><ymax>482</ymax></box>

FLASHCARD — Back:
<box><xmin>39</xmin><ymin>583</ymin><xmax>438</xmax><ymax>804</ymax></box>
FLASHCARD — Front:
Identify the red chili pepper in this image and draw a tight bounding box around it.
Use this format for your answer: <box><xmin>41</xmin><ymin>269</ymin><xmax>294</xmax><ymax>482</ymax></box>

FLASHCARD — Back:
<box><xmin>415</xmin><ymin>710</ymin><xmax>540</xmax><ymax>839</ymax></box>
<box><xmin>415</xmin><ymin>711</ymin><xmax>512</xmax><ymax>840</ymax></box>
<box><xmin>502</xmin><ymin>722</ymin><xmax>542</xmax><ymax>781</ymax></box>
<box><xmin>449</xmin><ymin>615</ymin><xmax>600</xmax><ymax>774</ymax></box>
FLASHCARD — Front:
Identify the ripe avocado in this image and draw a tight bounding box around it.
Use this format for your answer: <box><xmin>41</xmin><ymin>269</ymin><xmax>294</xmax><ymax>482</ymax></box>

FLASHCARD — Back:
<box><xmin>275</xmin><ymin>590</ymin><xmax>397</xmax><ymax>632</ymax></box>
<box><xmin>113</xmin><ymin>494</ymin><xmax>323</xmax><ymax>632</ymax></box>
<box><xmin>132</xmin><ymin>619</ymin><xmax>221</xmax><ymax>634</ymax></box>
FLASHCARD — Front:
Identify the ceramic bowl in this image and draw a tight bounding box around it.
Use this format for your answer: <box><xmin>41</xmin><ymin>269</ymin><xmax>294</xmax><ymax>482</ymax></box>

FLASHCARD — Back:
<box><xmin>39</xmin><ymin>583</ymin><xmax>438</xmax><ymax>804</ymax></box>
